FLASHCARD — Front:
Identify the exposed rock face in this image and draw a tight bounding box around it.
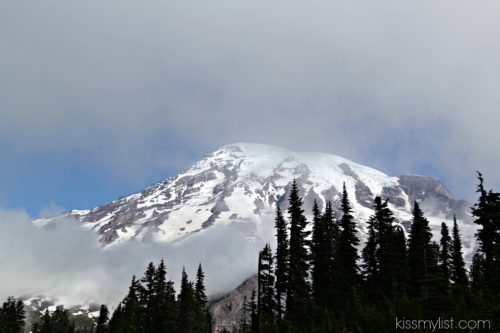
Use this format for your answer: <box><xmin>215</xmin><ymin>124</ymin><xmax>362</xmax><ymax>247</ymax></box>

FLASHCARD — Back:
<box><xmin>209</xmin><ymin>275</ymin><xmax>257</xmax><ymax>333</ymax></box>
<box><xmin>381</xmin><ymin>185</ymin><xmax>407</xmax><ymax>208</ymax></box>
<box><xmin>36</xmin><ymin>143</ymin><xmax>474</xmax><ymax>252</ymax></box>
<box><xmin>398</xmin><ymin>175</ymin><xmax>472</xmax><ymax>222</ymax></box>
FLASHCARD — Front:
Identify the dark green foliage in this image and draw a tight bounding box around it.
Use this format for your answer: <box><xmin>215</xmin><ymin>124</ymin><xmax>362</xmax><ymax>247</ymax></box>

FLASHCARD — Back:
<box><xmin>407</xmin><ymin>201</ymin><xmax>436</xmax><ymax>297</ymax></box>
<box><xmin>140</xmin><ymin>262</ymin><xmax>156</xmax><ymax>333</ymax></box>
<box><xmin>273</xmin><ymin>205</ymin><xmax>288</xmax><ymax>321</ymax></box>
<box><xmin>257</xmin><ymin>244</ymin><xmax>276</xmax><ymax>330</ymax></box>
<box><xmin>310</xmin><ymin>201</ymin><xmax>328</xmax><ymax>309</ymax></box>
<box><xmin>95</xmin><ymin>305</ymin><xmax>108</xmax><ymax>333</ymax></box>
<box><xmin>194</xmin><ymin>264</ymin><xmax>211</xmax><ymax>333</ymax></box>
<box><xmin>439</xmin><ymin>222</ymin><xmax>452</xmax><ymax>281</ymax></box>
<box><xmin>379</xmin><ymin>225</ymin><xmax>408</xmax><ymax>299</ymax></box>
<box><xmin>107</xmin><ymin>261</ymin><xmax>210</xmax><ymax>333</ymax></box>
<box><xmin>451</xmin><ymin>216</ymin><xmax>468</xmax><ymax>288</ymax></box>
<box><xmin>0</xmin><ymin>296</ymin><xmax>25</xmax><ymax>333</ymax></box>
<box><xmin>362</xmin><ymin>196</ymin><xmax>405</xmax><ymax>300</ymax></box>
<box><xmin>470</xmin><ymin>172</ymin><xmax>500</xmax><ymax>328</ymax></box>
<box><xmin>471</xmin><ymin>172</ymin><xmax>500</xmax><ymax>294</ymax></box>
<box><xmin>334</xmin><ymin>183</ymin><xmax>360</xmax><ymax>306</ymax></box>
<box><xmin>322</xmin><ymin>200</ymin><xmax>338</xmax><ymax>309</ymax></box>
<box><xmin>154</xmin><ymin>260</ymin><xmax>177</xmax><ymax>332</ymax></box>
<box><xmin>176</xmin><ymin>268</ymin><xmax>197</xmax><ymax>333</ymax></box>
<box><xmin>247</xmin><ymin>174</ymin><xmax>500</xmax><ymax>333</ymax></box>
<box><xmin>32</xmin><ymin>307</ymin><xmax>74</xmax><ymax>333</ymax></box>
<box><xmin>285</xmin><ymin>179</ymin><xmax>311</xmax><ymax>330</ymax></box>
<box><xmin>362</xmin><ymin>213</ymin><xmax>378</xmax><ymax>289</ymax></box>
<box><xmin>114</xmin><ymin>276</ymin><xmax>142</xmax><ymax>333</ymax></box>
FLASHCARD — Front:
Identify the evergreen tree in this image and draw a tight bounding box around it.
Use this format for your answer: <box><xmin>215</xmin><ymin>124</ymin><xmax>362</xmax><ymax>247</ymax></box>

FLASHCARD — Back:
<box><xmin>451</xmin><ymin>216</ymin><xmax>468</xmax><ymax>287</ymax></box>
<box><xmin>119</xmin><ymin>276</ymin><xmax>143</xmax><ymax>333</ymax></box>
<box><xmin>108</xmin><ymin>304</ymin><xmax>124</xmax><ymax>333</ymax></box>
<box><xmin>285</xmin><ymin>179</ymin><xmax>311</xmax><ymax>330</ymax></box>
<box><xmin>140</xmin><ymin>262</ymin><xmax>156</xmax><ymax>333</ymax></box>
<box><xmin>322</xmin><ymin>200</ymin><xmax>338</xmax><ymax>309</ymax></box>
<box><xmin>273</xmin><ymin>205</ymin><xmax>288</xmax><ymax>320</ymax></box>
<box><xmin>379</xmin><ymin>225</ymin><xmax>408</xmax><ymax>299</ymax></box>
<box><xmin>154</xmin><ymin>259</ymin><xmax>177</xmax><ymax>332</ymax></box>
<box><xmin>439</xmin><ymin>222</ymin><xmax>452</xmax><ymax>281</ymax></box>
<box><xmin>335</xmin><ymin>183</ymin><xmax>360</xmax><ymax>304</ymax></box>
<box><xmin>408</xmin><ymin>202</ymin><xmax>451</xmax><ymax>317</ymax></box>
<box><xmin>95</xmin><ymin>305</ymin><xmax>109</xmax><ymax>333</ymax></box>
<box><xmin>407</xmin><ymin>201</ymin><xmax>435</xmax><ymax>297</ymax></box>
<box><xmin>248</xmin><ymin>291</ymin><xmax>258</xmax><ymax>333</ymax></box>
<box><xmin>194</xmin><ymin>263</ymin><xmax>211</xmax><ymax>333</ymax></box>
<box><xmin>471</xmin><ymin>172</ymin><xmax>500</xmax><ymax>294</ymax></box>
<box><xmin>257</xmin><ymin>244</ymin><xmax>276</xmax><ymax>330</ymax></box>
<box><xmin>365</xmin><ymin>197</ymin><xmax>405</xmax><ymax>299</ymax></box>
<box><xmin>0</xmin><ymin>296</ymin><xmax>25</xmax><ymax>333</ymax></box>
<box><xmin>362</xmin><ymin>213</ymin><xmax>379</xmax><ymax>292</ymax></box>
<box><xmin>177</xmin><ymin>268</ymin><xmax>196</xmax><ymax>333</ymax></box>
<box><xmin>311</xmin><ymin>200</ymin><xmax>331</xmax><ymax>309</ymax></box>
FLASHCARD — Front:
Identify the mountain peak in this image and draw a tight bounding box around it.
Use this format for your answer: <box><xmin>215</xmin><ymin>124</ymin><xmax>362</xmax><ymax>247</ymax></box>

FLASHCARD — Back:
<box><xmin>41</xmin><ymin>143</ymin><xmax>475</xmax><ymax>259</ymax></box>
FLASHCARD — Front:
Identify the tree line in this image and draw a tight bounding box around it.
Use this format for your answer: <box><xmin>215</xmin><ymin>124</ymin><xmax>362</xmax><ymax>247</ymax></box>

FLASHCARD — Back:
<box><xmin>0</xmin><ymin>261</ymin><xmax>211</xmax><ymax>333</ymax></box>
<box><xmin>242</xmin><ymin>175</ymin><xmax>499</xmax><ymax>332</ymax></box>
<box><xmin>1</xmin><ymin>173</ymin><xmax>498</xmax><ymax>332</ymax></box>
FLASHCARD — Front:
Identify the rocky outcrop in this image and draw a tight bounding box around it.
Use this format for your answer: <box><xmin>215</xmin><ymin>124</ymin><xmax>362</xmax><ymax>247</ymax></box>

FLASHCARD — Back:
<box><xmin>209</xmin><ymin>275</ymin><xmax>257</xmax><ymax>333</ymax></box>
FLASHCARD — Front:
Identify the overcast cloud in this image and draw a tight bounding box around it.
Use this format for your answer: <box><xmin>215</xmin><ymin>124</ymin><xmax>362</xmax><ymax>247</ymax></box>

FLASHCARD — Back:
<box><xmin>1</xmin><ymin>1</ymin><xmax>499</xmax><ymax>202</ymax></box>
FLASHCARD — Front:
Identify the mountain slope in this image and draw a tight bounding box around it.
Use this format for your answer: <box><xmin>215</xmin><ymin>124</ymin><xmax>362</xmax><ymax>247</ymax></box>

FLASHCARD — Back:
<box><xmin>37</xmin><ymin>143</ymin><xmax>476</xmax><ymax>257</ymax></box>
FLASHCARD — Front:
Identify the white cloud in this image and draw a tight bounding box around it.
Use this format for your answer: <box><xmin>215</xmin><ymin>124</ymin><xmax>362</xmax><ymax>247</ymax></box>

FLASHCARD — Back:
<box><xmin>0</xmin><ymin>208</ymin><xmax>273</xmax><ymax>305</ymax></box>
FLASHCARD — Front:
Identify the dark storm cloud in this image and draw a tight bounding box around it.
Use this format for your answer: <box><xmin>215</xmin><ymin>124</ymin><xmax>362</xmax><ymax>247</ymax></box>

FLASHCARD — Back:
<box><xmin>0</xmin><ymin>0</ymin><xmax>499</xmax><ymax>197</ymax></box>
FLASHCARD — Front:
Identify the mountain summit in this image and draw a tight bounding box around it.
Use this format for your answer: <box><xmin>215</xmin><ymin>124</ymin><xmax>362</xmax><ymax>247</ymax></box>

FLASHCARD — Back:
<box><xmin>39</xmin><ymin>143</ymin><xmax>476</xmax><ymax>256</ymax></box>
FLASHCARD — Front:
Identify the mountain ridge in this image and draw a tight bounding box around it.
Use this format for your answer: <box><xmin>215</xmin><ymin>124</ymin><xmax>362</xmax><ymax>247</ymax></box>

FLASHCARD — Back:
<box><xmin>36</xmin><ymin>143</ymin><xmax>476</xmax><ymax>258</ymax></box>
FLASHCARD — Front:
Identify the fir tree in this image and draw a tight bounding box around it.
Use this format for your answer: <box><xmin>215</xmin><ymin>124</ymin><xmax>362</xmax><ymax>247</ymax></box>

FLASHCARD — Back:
<box><xmin>0</xmin><ymin>296</ymin><xmax>25</xmax><ymax>333</ymax></box>
<box><xmin>285</xmin><ymin>179</ymin><xmax>311</xmax><ymax>330</ymax></box>
<box><xmin>322</xmin><ymin>200</ymin><xmax>338</xmax><ymax>309</ymax></box>
<box><xmin>379</xmin><ymin>225</ymin><xmax>408</xmax><ymax>298</ymax></box>
<box><xmin>362</xmin><ymin>213</ymin><xmax>379</xmax><ymax>292</ymax></box>
<box><xmin>273</xmin><ymin>205</ymin><xmax>288</xmax><ymax>320</ymax></box>
<box><xmin>108</xmin><ymin>303</ymin><xmax>124</xmax><ymax>333</ymax></box>
<box><xmin>439</xmin><ymin>222</ymin><xmax>452</xmax><ymax>281</ymax></box>
<box><xmin>451</xmin><ymin>216</ymin><xmax>468</xmax><ymax>287</ymax></box>
<box><xmin>471</xmin><ymin>172</ymin><xmax>500</xmax><ymax>293</ymax></box>
<box><xmin>257</xmin><ymin>244</ymin><xmax>276</xmax><ymax>329</ymax></box>
<box><xmin>248</xmin><ymin>291</ymin><xmax>258</xmax><ymax>333</ymax></box>
<box><xmin>407</xmin><ymin>201</ymin><xmax>434</xmax><ymax>297</ymax></box>
<box><xmin>120</xmin><ymin>276</ymin><xmax>143</xmax><ymax>333</ymax></box>
<box><xmin>95</xmin><ymin>305</ymin><xmax>109</xmax><ymax>333</ymax></box>
<box><xmin>140</xmin><ymin>262</ymin><xmax>156</xmax><ymax>333</ymax></box>
<box><xmin>366</xmin><ymin>197</ymin><xmax>404</xmax><ymax>299</ymax></box>
<box><xmin>311</xmin><ymin>200</ymin><xmax>331</xmax><ymax>309</ymax></box>
<box><xmin>177</xmin><ymin>268</ymin><xmax>196</xmax><ymax>333</ymax></box>
<box><xmin>194</xmin><ymin>263</ymin><xmax>211</xmax><ymax>333</ymax></box>
<box><xmin>154</xmin><ymin>259</ymin><xmax>177</xmax><ymax>332</ymax></box>
<box><xmin>335</xmin><ymin>183</ymin><xmax>360</xmax><ymax>304</ymax></box>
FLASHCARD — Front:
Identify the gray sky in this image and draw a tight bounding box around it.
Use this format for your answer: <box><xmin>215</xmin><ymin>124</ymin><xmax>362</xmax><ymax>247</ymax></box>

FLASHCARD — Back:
<box><xmin>1</xmin><ymin>0</ymin><xmax>499</xmax><ymax>214</ymax></box>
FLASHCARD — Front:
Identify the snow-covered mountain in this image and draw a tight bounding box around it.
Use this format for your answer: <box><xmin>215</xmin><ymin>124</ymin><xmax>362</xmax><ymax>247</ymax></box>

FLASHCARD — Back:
<box><xmin>37</xmin><ymin>143</ymin><xmax>477</xmax><ymax>257</ymax></box>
